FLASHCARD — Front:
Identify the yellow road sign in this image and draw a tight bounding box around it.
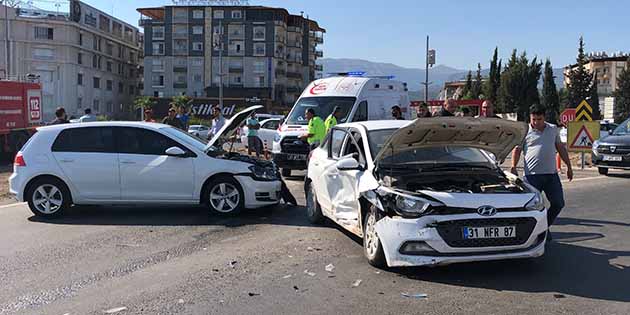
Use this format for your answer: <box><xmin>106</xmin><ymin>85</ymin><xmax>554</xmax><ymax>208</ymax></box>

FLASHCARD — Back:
<box><xmin>568</xmin><ymin>121</ymin><xmax>600</xmax><ymax>152</ymax></box>
<box><xmin>575</xmin><ymin>100</ymin><xmax>593</xmax><ymax>122</ymax></box>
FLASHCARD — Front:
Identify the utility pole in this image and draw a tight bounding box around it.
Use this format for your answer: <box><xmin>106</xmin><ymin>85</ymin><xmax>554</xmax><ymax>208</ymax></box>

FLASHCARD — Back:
<box><xmin>2</xmin><ymin>0</ymin><xmax>11</xmax><ymax>78</ymax></box>
<box><xmin>217</xmin><ymin>20</ymin><xmax>223</xmax><ymax>109</ymax></box>
<box><xmin>424</xmin><ymin>35</ymin><xmax>429</xmax><ymax>103</ymax></box>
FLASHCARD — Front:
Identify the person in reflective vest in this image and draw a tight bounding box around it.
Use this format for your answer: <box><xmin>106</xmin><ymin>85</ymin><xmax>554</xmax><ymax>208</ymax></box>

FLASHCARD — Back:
<box><xmin>300</xmin><ymin>108</ymin><xmax>325</xmax><ymax>149</ymax></box>
<box><xmin>325</xmin><ymin>106</ymin><xmax>342</xmax><ymax>133</ymax></box>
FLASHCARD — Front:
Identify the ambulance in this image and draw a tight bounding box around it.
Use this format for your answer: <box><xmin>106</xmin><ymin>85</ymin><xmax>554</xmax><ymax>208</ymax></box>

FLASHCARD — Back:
<box><xmin>272</xmin><ymin>74</ymin><xmax>411</xmax><ymax>177</ymax></box>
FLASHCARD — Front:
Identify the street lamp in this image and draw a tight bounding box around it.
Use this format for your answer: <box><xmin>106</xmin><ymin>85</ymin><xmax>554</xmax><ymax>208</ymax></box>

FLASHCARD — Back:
<box><xmin>213</xmin><ymin>20</ymin><xmax>224</xmax><ymax>109</ymax></box>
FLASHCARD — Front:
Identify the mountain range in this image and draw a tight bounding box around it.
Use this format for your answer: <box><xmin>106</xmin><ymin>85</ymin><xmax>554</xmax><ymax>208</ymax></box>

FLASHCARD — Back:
<box><xmin>319</xmin><ymin>58</ymin><xmax>565</xmax><ymax>100</ymax></box>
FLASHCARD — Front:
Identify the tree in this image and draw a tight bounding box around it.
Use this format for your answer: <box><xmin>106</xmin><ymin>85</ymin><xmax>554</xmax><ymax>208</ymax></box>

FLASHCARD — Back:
<box><xmin>171</xmin><ymin>95</ymin><xmax>192</xmax><ymax>109</ymax></box>
<box><xmin>566</xmin><ymin>37</ymin><xmax>593</xmax><ymax>108</ymax></box>
<box><xmin>542</xmin><ymin>59</ymin><xmax>560</xmax><ymax>124</ymax></box>
<box><xmin>613</xmin><ymin>58</ymin><xmax>630</xmax><ymax>123</ymax></box>
<box><xmin>499</xmin><ymin>50</ymin><xmax>519</xmax><ymax>114</ymax></box>
<box><xmin>472</xmin><ymin>63</ymin><xmax>483</xmax><ymax>99</ymax></box>
<box><xmin>589</xmin><ymin>74</ymin><xmax>601</xmax><ymax>120</ymax></box>
<box><xmin>558</xmin><ymin>88</ymin><xmax>569</xmax><ymax>112</ymax></box>
<box><xmin>499</xmin><ymin>50</ymin><xmax>542</xmax><ymax>121</ymax></box>
<box><xmin>461</xmin><ymin>71</ymin><xmax>473</xmax><ymax>99</ymax></box>
<box><xmin>133</xmin><ymin>96</ymin><xmax>155</xmax><ymax>111</ymax></box>
<box><xmin>484</xmin><ymin>47</ymin><xmax>501</xmax><ymax>105</ymax></box>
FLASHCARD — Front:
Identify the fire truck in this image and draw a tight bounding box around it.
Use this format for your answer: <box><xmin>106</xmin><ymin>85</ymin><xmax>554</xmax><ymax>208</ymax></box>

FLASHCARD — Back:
<box><xmin>0</xmin><ymin>80</ymin><xmax>43</xmax><ymax>157</ymax></box>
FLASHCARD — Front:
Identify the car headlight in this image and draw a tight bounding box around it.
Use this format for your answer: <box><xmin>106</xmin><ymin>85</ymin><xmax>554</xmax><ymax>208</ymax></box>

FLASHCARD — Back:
<box><xmin>248</xmin><ymin>165</ymin><xmax>279</xmax><ymax>181</ymax></box>
<box><xmin>525</xmin><ymin>192</ymin><xmax>545</xmax><ymax>211</ymax></box>
<box><xmin>394</xmin><ymin>194</ymin><xmax>441</xmax><ymax>217</ymax></box>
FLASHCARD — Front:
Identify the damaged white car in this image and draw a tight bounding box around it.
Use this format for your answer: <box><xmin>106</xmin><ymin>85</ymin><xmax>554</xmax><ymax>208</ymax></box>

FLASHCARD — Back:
<box><xmin>305</xmin><ymin>118</ymin><xmax>548</xmax><ymax>268</ymax></box>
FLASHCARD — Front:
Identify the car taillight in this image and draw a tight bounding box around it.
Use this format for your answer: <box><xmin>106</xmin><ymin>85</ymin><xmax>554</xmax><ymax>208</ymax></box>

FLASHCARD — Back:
<box><xmin>14</xmin><ymin>152</ymin><xmax>26</xmax><ymax>167</ymax></box>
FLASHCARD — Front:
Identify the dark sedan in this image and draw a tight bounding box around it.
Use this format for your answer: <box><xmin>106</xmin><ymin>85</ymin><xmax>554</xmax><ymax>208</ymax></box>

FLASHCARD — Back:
<box><xmin>592</xmin><ymin>118</ymin><xmax>630</xmax><ymax>175</ymax></box>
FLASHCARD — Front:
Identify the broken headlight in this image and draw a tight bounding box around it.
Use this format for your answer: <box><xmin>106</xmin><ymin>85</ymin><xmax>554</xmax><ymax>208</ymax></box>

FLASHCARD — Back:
<box><xmin>525</xmin><ymin>192</ymin><xmax>545</xmax><ymax>211</ymax></box>
<box><xmin>393</xmin><ymin>194</ymin><xmax>442</xmax><ymax>218</ymax></box>
<box><xmin>249</xmin><ymin>165</ymin><xmax>279</xmax><ymax>181</ymax></box>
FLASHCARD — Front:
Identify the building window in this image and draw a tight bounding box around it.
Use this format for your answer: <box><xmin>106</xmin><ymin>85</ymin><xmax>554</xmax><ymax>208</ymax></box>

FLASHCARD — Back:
<box><xmin>254</xmin><ymin>75</ymin><xmax>265</xmax><ymax>87</ymax></box>
<box><xmin>193</xmin><ymin>74</ymin><xmax>202</xmax><ymax>82</ymax></box>
<box><xmin>231</xmin><ymin>75</ymin><xmax>242</xmax><ymax>85</ymax></box>
<box><xmin>213</xmin><ymin>10</ymin><xmax>224</xmax><ymax>19</ymax></box>
<box><xmin>92</xmin><ymin>55</ymin><xmax>98</xmax><ymax>68</ymax></box>
<box><xmin>175</xmin><ymin>73</ymin><xmax>187</xmax><ymax>84</ymax></box>
<box><xmin>77</xmin><ymin>73</ymin><xmax>83</xmax><ymax>85</ymax></box>
<box><xmin>106</xmin><ymin>80</ymin><xmax>113</xmax><ymax>91</ymax></box>
<box><xmin>253</xmin><ymin>43</ymin><xmax>266</xmax><ymax>56</ymax></box>
<box><xmin>77</xmin><ymin>97</ymin><xmax>82</xmax><ymax>109</ymax></box>
<box><xmin>34</xmin><ymin>27</ymin><xmax>53</xmax><ymax>40</ymax></box>
<box><xmin>173</xmin><ymin>39</ymin><xmax>188</xmax><ymax>55</ymax></box>
<box><xmin>173</xmin><ymin>25</ymin><xmax>188</xmax><ymax>38</ymax></box>
<box><xmin>193</xmin><ymin>10</ymin><xmax>204</xmax><ymax>19</ymax></box>
<box><xmin>152</xmin><ymin>74</ymin><xmax>164</xmax><ymax>86</ymax></box>
<box><xmin>79</xmin><ymin>33</ymin><xmax>83</xmax><ymax>45</ymax></box>
<box><xmin>253</xmin><ymin>61</ymin><xmax>265</xmax><ymax>73</ymax></box>
<box><xmin>93</xmin><ymin>99</ymin><xmax>100</xmax><ymax>112</ymax></box>
<box><xmin>253</xmin><ymin>26</ymin><xmax>265</xmax><ymax>41</ymax></box>
<box><xmin>32</xmin><ymin>48</ymin><xmax>54</xmax><ymax>60</ymax></box>
<box><xmin>153</xmin><ymin>26</ymin><xmax>165</xmax><ymax>40</ymax></box>
<box><xmin>152</xmin><ymin>59</ymin><xmax>164</xmax><ymax>71</ymax></box>
<box><xmin>118</xmin><ymin>63</ymin><xmax>123</xmax><ymax>75</ymax></box>
<box><xmin>129</xmin><ymin>85</ymin><xmax>135</xmax><ymax>96</ymax></box>
<box><xmin>231</xmin><ymin>10</ymin><xmax>242</xmax><ymax>19</ymax></box>
<box><xmin>93</xmin><ymin>77</ymin><xmax>101</xmax><ymax>89</ymax></box>
<box><xmin>192</xmin><ymin>26</ymin><xmax>203</xmax><ymax>35</ymax></box>
<box><xmin>192</xmin><ymin>42</ymin><xmax>203</xmax><ymax>51</ymax></box>
<box><xmin>106</xmin><ymin>61</ymin><xmax>112</xmax><ymax>72</ymax></box>
<box><xmin>152</xmin><ymin>42</ymin><xmax>164</xmax><ymax>55</ymax></box>
<box><xmin>78</xmin><ymin>53</ymin><xmax>83</xmax><ymax>64</ymax></box>
<box><xmin>173</xmin><ymin>8</ymin><xmax>188</xmax><ymax>21</ymax></box>
<box><xmin>191</xmin><ymin>58</ymin><xmax>203</xmax><ymax>67</ymax></box>
<box><xmin>98</xmin><ymin>56</ymin><xmax>102</xmax><ymax>69</ymax></box>
<box><xmin>106</xmin><ymin>42</ymin><xmax>113</xmax><ymax>55</ymax></box>
<box><xmin>118</xmin><ymin>82</ymin><xmax>124</xmax><ymax>93</ymax></box>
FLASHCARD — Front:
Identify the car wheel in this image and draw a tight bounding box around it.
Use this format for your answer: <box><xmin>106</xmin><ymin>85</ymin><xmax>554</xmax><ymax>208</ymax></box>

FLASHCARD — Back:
<box><xmin>281</xmin><ymin>168</ymin><xmax>292</xmax><ymax>177</ymax></box>
<box><xmin>25</xmin><ymin>177</ymin><xmax>71</xmax><ymax>218</ymax></box>
<box><xmin>206</xmin><ymin>176</ymin><xmax>244</xmax><ymax>215</ymax></box>
<box><xmin>363</xmin><ymin>206</ymin><xmax>387</xmax><ymax>268</ymax></box>
<box><xmin>598</xmin><ymin>167</ymin><xmax>609</xmax><ymax>176</ymax></box>
<box><xmin>305</xmin><ymin>181</ymin><xmax>324</xmax><ymax>224</ymax></box>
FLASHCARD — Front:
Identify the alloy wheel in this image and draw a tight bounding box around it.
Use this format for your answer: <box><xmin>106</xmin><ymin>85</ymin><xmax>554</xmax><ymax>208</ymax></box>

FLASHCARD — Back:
<box><xmin>32</xmin><ymin>184</ymin><xmax>63</xmax><ymax>214</ymax></box>
<box><xmin>209</xmin><ymin>183</ymin><xmax>240</xmax><ymax>213</ymax></box>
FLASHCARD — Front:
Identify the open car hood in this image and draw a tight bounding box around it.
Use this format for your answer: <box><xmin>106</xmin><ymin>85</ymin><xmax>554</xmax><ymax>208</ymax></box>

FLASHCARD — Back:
<box><xmin>206</xmin><ymin>105</ymin><xmax>263</xmax><ymax>150</ymax></box>
<box><xmin>373</xmin><ymin>117</ymin><xmax>527</xmax><ymax>164</ymax></box>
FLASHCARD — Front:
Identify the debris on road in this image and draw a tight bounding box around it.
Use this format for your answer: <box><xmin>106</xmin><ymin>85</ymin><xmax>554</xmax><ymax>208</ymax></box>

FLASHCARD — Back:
<box><xmin>229</xmin><ymin>260</ymin><xmax>238</xmax><ymax>268</ymax></box>
<box><xmin>401</xmin><ymin>292</ymin><xmax>428</xmax><ymax>299</ymax></box>
<box><xmin>293</xmin><ymin>285</ymin><xmax>299</xmax><ymax>291</ymax></box>
<box><xmin>248</xmin><ymin>292</ymin><xmax>260</xmax><ymax>297</ymax></box>
<box><xmin>282</xmin><ymin>274</ymin><xmax>292</xmax><ymax>279</ymax></box>
<box><xmin>374</xmin><ymin>271</ymin><xmax>381</xmax><ymax>275</ymax></box>
<box><xmin>553</xmin><ymin>294</ymin><xmax>567</xmax><ymax>299</ymax></box>
<box><xmin>304</xmin><ymin>269</ymin><xmax>316</xmax><ymax>277</ymax></box>
<box><xmin>307</xmin><ymin>246</ymin><xmax>323</xmax><ymax>252</ymax></box>
<box><xmin>104</xmin><ymin>306</ymin><xmax>128</xmax><ymax>313</ymax></box>
<box><xmin>352</xmin><ymin>279</ymin><xmax>362</xmax><ymax>287</ymax></box>
<box><xmin>325</xmin><ymin>263</ymin><xmax>335</xmax><ymax>273</ymax></box>
<box><xmin>177</xmin><ymin>299</ymin><xmax>185</xmax><ymax>304</ymax></box>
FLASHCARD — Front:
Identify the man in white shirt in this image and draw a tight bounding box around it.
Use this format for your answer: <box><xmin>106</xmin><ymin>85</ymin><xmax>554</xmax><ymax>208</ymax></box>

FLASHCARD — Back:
<box><xmin>209</xmin><ymin>106</ymin><xmax>226</xmax><ymax>139</ymax></box>
<box><xmin>78</xmin><ymin>108</ymin><xmax>97</xmax><ymax>122</ymax></box>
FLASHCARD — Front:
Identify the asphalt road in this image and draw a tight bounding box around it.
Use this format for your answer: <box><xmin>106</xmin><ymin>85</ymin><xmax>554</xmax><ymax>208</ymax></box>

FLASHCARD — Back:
<box><xmin>1</xmin><ymin>171</ymin><xmax>629</xmax><ymax>315</ymax></box>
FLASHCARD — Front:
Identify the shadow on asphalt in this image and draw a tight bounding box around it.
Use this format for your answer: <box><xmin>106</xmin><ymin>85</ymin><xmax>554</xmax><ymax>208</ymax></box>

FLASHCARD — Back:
<box><xmin>394</xmin><ymin>232</ymin><xmax>630</xmax><ymax>303</ymax></box>
<box><xmin>555</xmin><ymin>217</ymin><xmax>630</xmax><ymax>228</ymax></box>
<box><xmin>27</xmin><ymin>204</ymin><xmax>317</xmax><ymax>228</ymax></box>
<box><xmin>604</xmin><ymin>173</ymin><xmax>630</xmax><ymax>179</ymax></box>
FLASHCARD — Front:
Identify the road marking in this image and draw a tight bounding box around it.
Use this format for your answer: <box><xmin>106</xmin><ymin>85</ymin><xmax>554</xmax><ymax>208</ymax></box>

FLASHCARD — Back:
<box><xmin>0</xmin><ymin>202</ymin><xmax>26</xmax><ymax>209</ymax></box>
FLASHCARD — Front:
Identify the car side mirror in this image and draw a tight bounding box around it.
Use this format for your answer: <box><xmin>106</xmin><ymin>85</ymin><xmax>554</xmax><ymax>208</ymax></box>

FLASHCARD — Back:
<box><xmin>165</xmin><ymin>146</ymin><xmax>187</xmax><ymax>157</ymax></box>
<box><xmin>336</xmin><ymin>157</ymin><xmax>361</xmax><ymax>171</ymax></box>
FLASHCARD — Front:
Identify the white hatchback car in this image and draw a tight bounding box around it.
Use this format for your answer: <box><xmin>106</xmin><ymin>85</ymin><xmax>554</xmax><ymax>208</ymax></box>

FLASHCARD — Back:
<box><xmin>306</xmin><ymin>118</ymin><xmax>548</xmax><ymax>268</ymax></box>
<box><xmin>188</xmin><ymin>124</ymin><xmax>211</xmax><ymax>139</ymax></box>
<box><xmin>10</xmin><ymin>106</ymin><xmax>282</xmax><ymax>218</ymax></box>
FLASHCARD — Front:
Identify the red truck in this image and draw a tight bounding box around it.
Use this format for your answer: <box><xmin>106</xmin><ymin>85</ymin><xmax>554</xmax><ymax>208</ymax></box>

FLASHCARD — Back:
<box><xmin>0</xmin><ymin>80</ymin><xmax>43</xmax><ymax>157</ymax></box>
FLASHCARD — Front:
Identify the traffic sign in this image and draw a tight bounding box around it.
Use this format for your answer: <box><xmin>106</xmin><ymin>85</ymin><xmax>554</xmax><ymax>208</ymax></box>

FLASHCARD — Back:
<box><xmin>575</xmin><ymin>100</ymin><xmax>593</xmax><ymax>121</ymax></box>
<box><xmin>568</xmin><ymin>121</ymin><xmax>600</xmax><ymax>152</ymax></box>
<box><xmin>560</xmin><ymin>108</ymin><xmax>576</xmax><ymax>125</ymax></box>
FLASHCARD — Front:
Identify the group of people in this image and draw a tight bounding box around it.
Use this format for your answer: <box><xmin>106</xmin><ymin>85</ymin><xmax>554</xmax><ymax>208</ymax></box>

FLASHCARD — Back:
<box><xmin>49</xmin><ymin>107</ymin><xmax>97</xmax><ymax>125</ymax></box>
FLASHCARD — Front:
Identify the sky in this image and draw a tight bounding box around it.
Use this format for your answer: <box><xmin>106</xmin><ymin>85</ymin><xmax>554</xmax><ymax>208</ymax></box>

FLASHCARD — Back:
<box><xmin>32</xmin><ymin>0</ymin><xmax>628</xmax><ymax>71</ymax></box>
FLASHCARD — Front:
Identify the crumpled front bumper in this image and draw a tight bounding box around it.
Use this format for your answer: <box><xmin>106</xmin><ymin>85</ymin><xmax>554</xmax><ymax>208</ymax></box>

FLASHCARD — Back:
<box><xmin>374</xmin><ymin>211</ymin><xmax>548</xmax><ymax>267</ymax></box>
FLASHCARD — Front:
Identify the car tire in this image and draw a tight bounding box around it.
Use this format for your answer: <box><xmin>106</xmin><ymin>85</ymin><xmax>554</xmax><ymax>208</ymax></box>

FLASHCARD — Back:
<box><xmin>598</xmin><ymin>167</ymin><xmax>609</xmax><ymax>176</ymax></box>
<box><xmin>305</xmin><ymin>181</ymin><xmax>325</xmax><ymax>224</ymax></box>
<box><xmin>205</xmin><ymin>176</ymin><xmax>244</xmax><ymax>215</ymax></box>
<box><xmin>363</xmin><ymin>206</ymin><xmax>387</xmax><ymax>268</ymax></box>
<box><xmin>25</xmin><ymin>177</ymin><xmax>71</xmax><ymax>218</ymax></box>
<box><xmin>281</xmin><ymin>168</ymin><xmax>292</xmax><ymax>177</ymax></box>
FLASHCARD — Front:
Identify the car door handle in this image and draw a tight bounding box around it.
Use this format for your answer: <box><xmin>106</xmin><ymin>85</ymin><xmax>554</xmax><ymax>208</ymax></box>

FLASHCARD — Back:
<box><xmin>59</xmin><ymin>159</ymin><xmax>74</xmax><ymax>163</ymax></box>
<box><xmin>120</xmin><ymin>161</ymin><xmax>136</xmax><ymax>164</ymax></box>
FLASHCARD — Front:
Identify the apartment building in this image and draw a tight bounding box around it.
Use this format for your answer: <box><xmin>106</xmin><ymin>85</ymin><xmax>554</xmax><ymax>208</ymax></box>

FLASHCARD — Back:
<box><xmin>0</xmin><ymin>0</ymin><xmax>143</xmax><ymax>120</ymax></box>
<box><xmin>139</xmin><ymin>5</ymin><xmax>325</xmax><ymax>108</ymax></box>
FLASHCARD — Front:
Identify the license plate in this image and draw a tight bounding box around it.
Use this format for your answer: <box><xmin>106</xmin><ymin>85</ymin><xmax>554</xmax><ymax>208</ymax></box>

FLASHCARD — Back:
<box><xmin>463</xmin><ymin>226</ymin><xmax>516</xmax><ymax>239</ymax></box>
<box><xmin>603</xmin><ymin>155</ymin><xmax>622</xmax><ymax>161</ymax></box>
<box><xmin>287</xmin><ymin>154</ymin><xmax>307</xmax><ymax>161</ymax></box>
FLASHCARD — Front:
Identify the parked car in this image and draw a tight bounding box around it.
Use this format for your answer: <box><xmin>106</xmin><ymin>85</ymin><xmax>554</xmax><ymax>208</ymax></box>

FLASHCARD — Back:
<box><xmin>188</xmin><ymin>124</ymin><xmax>211</xmax><ymax>139</ymax></box>
<box><xmin>305</xmin><ymin>118</ymin><xmax>548</xmax><ymax>268</ymax></box>
<box><xmin>592</xmin><ymin>118</ymin><xmax>630</xmax><ymax>175</ymax></box>
<box><xmin>240</xmin><ymin>118</ymin><xmax>282</xmax><ymax>152</ymax></box>
<box><xmin>9</xmin><ymin>106</ymin><xmax>282</xmax><ymax>218</ymax></box>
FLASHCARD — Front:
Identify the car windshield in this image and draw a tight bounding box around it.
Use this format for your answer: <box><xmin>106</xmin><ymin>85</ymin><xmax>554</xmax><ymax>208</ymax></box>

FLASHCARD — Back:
<box><xmin>612</xmin><ymin>119</ymin><xmax>630</xmax><ymax>135</ymax></box>
<box><xmin>161</xmin><ymin>126</ymin><xmax>207</xmax><ymax>151</ymax></box>
<box><xmin>285</xmin><ymin>97</ymin><xmax>356</xmax><ymax>125</ymax></box>
<box><xmin>367</xmin><ymin>128</ymin><xmax>492</xmax><ymax>167</ymax></box>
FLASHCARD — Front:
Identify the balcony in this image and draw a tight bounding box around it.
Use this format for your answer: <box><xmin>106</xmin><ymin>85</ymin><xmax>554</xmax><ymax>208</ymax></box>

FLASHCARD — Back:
<box><xmin>275</xmin><ymin>69</ymin><xmax>286</xmax><ymax>76</ymax></box>
<box><xmin>315</xmin><ymin>36</ymin><xmax>323</xmax><ymax>44</ymax></box>
<box><xmin>173</xmin><ymin>66</ymin><xmax>188</xmax><ymax>72</ymax></box>
<box><xmin>229</xmin><ymin>66</ymin><xmax>243</xmax><ymax>73</ymax></box>
<box><xmin>287</xmin><ymin>71</ymin><xmax>302</xmax><ymax>79</ymax></box>
<box><xmin>314</xmin><ymin>50</ymin><xmax>323</xmax><ymax>58</ymax></box>
<box><xmin>314</xmin><ymin>64</ymin><xmax>323</xmax><ymax>71</ymax></box>
<box><xmin>173</xmin><ymin>82</ymin><xmax>188</xmax><ymax>89</ymax></box>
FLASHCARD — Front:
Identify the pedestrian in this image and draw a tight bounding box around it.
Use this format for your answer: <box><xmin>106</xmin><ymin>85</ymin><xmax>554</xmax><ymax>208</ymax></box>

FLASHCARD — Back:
<box><xmin>78</xmin><ymin>108</ymin><xmax>97</xmax><ymax>122</ymax></box>
<box><xmin>50</xmin><ymin>107</ymin><xmax>69</xmax><ymax>125</ymax></box>
<box><xmin>391</xmin><ymin>105</ymin><xmax>404</xmax><ymax>120</ymax></box>
<box><xmin>162</xmin><ymin>107</ymin><xmax>185</xmax><ymax>129</ymax></box>
<box><xmin>436</xmin><ymin>99</ymin><xmax>457</xmax><ymax>117</ymax></box>
<box><xmin>246</xmin><ymin>113</ymin><xmax>263</xmax><ymax>158</ymax></box>
<box><xmin>300</xmin><ymin>108</ymin><xmax>326</xmax><ymax>150</ymax></box>
<box><xmin>325</xmin><ymin>106</ymin><xmax>342</xmax><ymax>133</ymax></box>
<box><xmin>144</xmin><ymin>109</ymin><xmax>156</xmax><ymax>123</ymax></box>
<box><xmin>511</xmin><ymin>104</ymin><xmax>573</xmax><ymax>237</ymax></box>
<box><xmin>209</xmin><ymin>105</ymin><xmax>226</xmax><ymax>139</ymax></box>
<box><xmin>417</xmin><ymin>102</ymin><xmax>432</xmax><ymax>118</ymax></box>
<box><xmin>478</xmin><ymin>100</ymin><xmax>501</xmax><ymax>118</ymax></box>
<box><xmin>176</xmin><ymin>105</ymin><xmax>190</xmax><ymax>129</ymax></box>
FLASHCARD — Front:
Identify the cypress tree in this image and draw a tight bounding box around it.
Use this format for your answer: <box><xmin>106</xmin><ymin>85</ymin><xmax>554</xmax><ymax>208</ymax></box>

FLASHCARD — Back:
<box><xmin>589</xmin><ymin>74</ymin><xmax>601</xmax><ymax>120</ymax></box>
<box><xmin>542</xmin><ymin>59</ymin><xmax>560</xmax><ymax>124</ymax></box>
<box><xmin>484</xmin><ymin>47</ymin><xmax>500</xmax><ymax>103</ymax></box>
<box><xmin>567</xmin><ymin>37</ymin><xmax>593</xmax><ymax>108</ymax></box>
<box><xmin>462</xmin><ymin>70</ymin><xmax>473</xmax><ymax>99</ymax></box>
<box><xmin>613</xmin><ymin>58</ymin><xmax>630</xmax><ymax>123</ymax></box>
<box><xmin>472</xmin><ymin>63</ymin><xmax>483</xmax><ymax>99</ymax></box>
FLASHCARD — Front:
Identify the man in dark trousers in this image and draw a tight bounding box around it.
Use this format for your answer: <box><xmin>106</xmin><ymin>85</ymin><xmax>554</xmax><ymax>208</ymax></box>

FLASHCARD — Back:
<box><xmin>436</xmin><ymin>99</ymin><xmax>457</xmax><ymax>117</ymax></box>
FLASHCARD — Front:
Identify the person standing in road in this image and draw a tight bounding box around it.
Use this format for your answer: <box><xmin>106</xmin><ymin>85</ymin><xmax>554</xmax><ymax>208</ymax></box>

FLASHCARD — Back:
<box><xmin>478</xmin><ymin>100</ymin><xmax>501</xmax><ymax>118</ymax></box>
<box><xmin>247</xmin><ymin>113</ymin><xmax>263</xmax><ymax>158</ymax></box>
<box><xmin>50</xmin><ymin>107</ymin><xmax>69</xmax><ymax>125</ymax></box>
<box><xmin>209</xmin><ymin>105</ymin><xmax>226</xmax><ymax>139</ymax></box>
<box><xmin>176</xmin><ymin>105</ymin><xmax>190</xmax><ymax>130</ymax></box>
<box><xmin>325</xmin><ymin>106</ymin><xmax>342</xmax><ymax>133</ymax></box>
<box><xmin>391</xmin><ymin>105</ymin><xmax>404</xmax><ymax>120</ymax></box>
<box><xmin>436</xmin><ymin>99</ymin><xmax>457</xmax><ymax>117</ymax></box>
<box><xmin>144</xmin><ymin>109</ymin><xmax>156</xmax><ymax>123</ymax></box>
<box><xmin>162</xmin><ymin>107</ymin><xmax>185</xmax><ymax>129</ymax></box>
<box><xmin>78</xmin><ymin>108</ymin><xmax>97</xmax><ymax>122</ymax></box>
<box><xmin>300</xmin><ymin>108</ymin><xmax>325</xmax><ymax>150</ymax></box>
<box><xmin>417</xmin><ymin>102</ymin><xmax>432</xmax><ymax>118</ymax></box>
<box><xmin>511</xmin><ymin>105</ymin><xmax>573</xmax><ymax>236</ymax></box>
